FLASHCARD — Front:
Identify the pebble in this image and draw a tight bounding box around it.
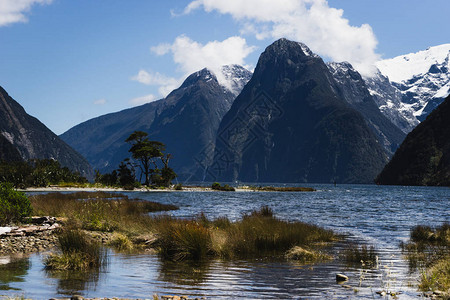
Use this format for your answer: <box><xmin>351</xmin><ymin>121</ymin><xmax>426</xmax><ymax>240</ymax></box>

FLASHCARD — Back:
<box><xmin>0</xmin><ymin>224</ymin><xmax>59</xmax><ymax>254</ymax></box>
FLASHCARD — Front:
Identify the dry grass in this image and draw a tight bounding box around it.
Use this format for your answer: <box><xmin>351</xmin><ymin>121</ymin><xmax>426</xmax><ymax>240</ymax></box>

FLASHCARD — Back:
<box><xmin>44</xmin><ymin>229</ymin><xmax>106</xmax><ymax>270</ymax></box>
<box><xmin>153</xmin><ymin>206</ymin><xmax>336</xmax><ymax>261</ymax></box>
<box><xmin>401</xmin><ymin>223</ymin><xmax>450</xmax><ymax>295</ymax></box>
<box><xmin>29</xmin><ymin>191</ymin><xmax>177</xmax><ymax>235</ymax></box>
<box><xmin>344</xmin><ymin>244</ymin><xmax>378</xmax><ymax>267</ymax></box>
<box><xmin>30</xmin><ymin>193</ymin><xmax>336</xmax><ymax>264</ymax></box>
<box><xmin>249</xmin><ymin>186</ymin><xmax>316</xmax><ymax>192</ymax></box>
<box><xmin>285</xmin><ymin>246</ymin><xmax>331</xmax><ymax>263</ymax></box>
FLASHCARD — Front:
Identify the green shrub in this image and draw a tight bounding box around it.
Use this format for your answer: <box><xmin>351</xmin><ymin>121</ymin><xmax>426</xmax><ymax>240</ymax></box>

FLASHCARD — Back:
<box><xmin>211</xmin><ymin>182</ymin><xmax>235</xmax><ymax>191</ymax></box>
<box><xmin>0</xmin><ymin>182</ymin><xmax>32</xmax><ymax>225</ymax></box>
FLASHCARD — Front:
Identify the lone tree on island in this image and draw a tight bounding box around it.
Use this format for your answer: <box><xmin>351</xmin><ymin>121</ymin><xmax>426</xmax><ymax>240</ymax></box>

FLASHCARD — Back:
<box><xmin>125</xmin><ymin>131</ymin><xmax>176</xmax><ymax>186</ymax></box>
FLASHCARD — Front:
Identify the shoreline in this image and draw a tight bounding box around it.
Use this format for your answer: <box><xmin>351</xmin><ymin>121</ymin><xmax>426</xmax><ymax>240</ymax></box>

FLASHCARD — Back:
<box><xmin>19</xmin><ymin>185</ymin><xmax>315</xmax><ymax>193</ymax></box>
<box><xmin>19</xmin><ymin>186</ymin><xmax>248</xmax><ymax>193</ymax></box>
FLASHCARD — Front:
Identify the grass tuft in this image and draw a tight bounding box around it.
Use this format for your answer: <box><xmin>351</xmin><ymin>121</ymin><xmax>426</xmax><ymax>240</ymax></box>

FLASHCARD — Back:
<box><xmin>285</xmin><ymin>246</ymin><xmax>331</xmax><ymax>263</ymax></box>
<box><xmin>344</xmin><ymin>244</ymin><xmax>378</xmax><ymax>267</ymax></box>
<box><xmin>30</xmin><ymin>191</ymin><xmax>177</xmax><ymax>235</ymax></box>
<box><xmin>45</xmin><ymin>229</ymin><xmax>105</xmax><ymax>270</ymax></box>
<box><xmin>108</xmin><ymin>233</ymin><xmax>134</xmax><ymax>251</ymax></box>
<box><xmin>402</xmin><ymin>223</ymin><xmax>449</xmax><ymax>295</ymax></box>
<box><xmin>153</xmin><ymin>206</ymin><xmax>336</xmax><ymax>261</ymax></box>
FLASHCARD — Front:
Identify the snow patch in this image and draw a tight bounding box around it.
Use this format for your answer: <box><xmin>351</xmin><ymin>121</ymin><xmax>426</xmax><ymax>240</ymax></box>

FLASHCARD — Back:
<box><xmin>376</xmin><ymin>44</ymin><xmax>450</xmax><ymax>83</ymax></box>
<box><xmin>1</xmin><ymin>131</ymin><xmax>14</xmax><ymax>144</ymax></box>
<box><xmin>434</xmin><ymin>82</ymin><xmax>450</xmax><ymax>99</ymax></box>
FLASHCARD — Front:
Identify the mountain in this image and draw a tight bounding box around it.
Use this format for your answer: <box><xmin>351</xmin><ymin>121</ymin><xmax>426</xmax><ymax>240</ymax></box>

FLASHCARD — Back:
<box><xmin>60</xmin><ymin>100</ymin><xmax>163</xmax><ymax>173</ymax></box>
<box><xmin>363</xmin><ymin>70</ymin><xmax>419</xmax><ymax>133</ymax></box>
<box><xmin>0</xmin><ymin>86</ymin><xmax>93</xmax><ymax>178</ymax></box>
<box><xmin>61</xmin><ymin>65</ymin><xmax>252</xmax><ymax>180</ymax></box>
<box><xmin>327</xmin><ymin>62</ymin><xmax>405</xmax><ymax>156</ymax></box>
<box><xmin>376</xmin><ymin>94</ymin><xmax>450</xmax><ymax>186</ymax></box>
<box><xmin>208</xmin><ymin>38</ymin><xmax>388</xmax><ymax>184</ymax></box>
<box><xmin>375</xmin><ymin>44</ymin><xmax>450</xmax><ymax>125</ymax></box>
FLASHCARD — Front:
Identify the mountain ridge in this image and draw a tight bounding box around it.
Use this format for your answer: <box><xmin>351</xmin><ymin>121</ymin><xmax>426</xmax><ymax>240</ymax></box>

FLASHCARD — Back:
<box><xmin>0</xmin><ymin>86</ymin><xmax>93</xmax><ymax>178</ymax></box>
<box><xmin>376</xmin><ymin>94</ymin><xmax>450</xmax><ymax>186</ymax></box>
<box><xmin>209</xmin><ymin>38</ymin><xmax>388</xmax><ymax>184</ymax></box>
<box><xmin>61</xmin><ymin>65</ymin><xmax>252</xmax><ymax>179</ymax></box>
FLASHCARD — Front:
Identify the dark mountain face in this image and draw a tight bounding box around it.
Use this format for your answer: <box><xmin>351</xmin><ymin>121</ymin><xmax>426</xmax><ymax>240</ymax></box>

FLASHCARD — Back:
<box><xmin>0</xmin><ymin>134</ymin><xmax>22</xmax><ymax>162</ymax></box>
<box><xmin>0</xmin><ymin>86</ymin><xmax>93</xmax><ymax>178</ymax></box>
<box><xmin>209</xmin><ymin>39</ymin><xmax>388</xmax><ymax>184</ymax></box>
<box><xmin>147</xmin><ymin>68</ymin><xmax>245</xmax><ymax>180</ymax></box>
<box><xmin>376</xmin><ymin>94</ymin><xmax>450</xmax><ymax>186</ymax></box>
<box><xmin>61</xmin><ymin>66</ymin><xmax>252</xmax><ymax>180</ymax></box>
<box><xmin>327</xmin><ymin>62</ymin><xmax>406</xmax><ymax>156</ymax></box>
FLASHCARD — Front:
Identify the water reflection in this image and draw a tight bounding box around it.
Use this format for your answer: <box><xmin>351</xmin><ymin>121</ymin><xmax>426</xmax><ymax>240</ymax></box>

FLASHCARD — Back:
<box><xmin>0</xmin><ymin>255</ymin><xmax>30</xmax><ymax>291</ymax></box>
<box><xmin>13</xmin><ymin>186</ymin><xmax>449</xmax><ymax>299</ymax></box>
<box><xmin>158</xmin><ymin>259</ymin><xmax>211</xmax><ymax>286</ymax></box>
<box><xmin>44</xmin><ymin>248</ymin><xmax>109</xmax><ymax>297</ymax></box>
<box><xmin>45</xmin><ymin>269</ymin><xmax>101</xmax><ymax>296</ymax></box>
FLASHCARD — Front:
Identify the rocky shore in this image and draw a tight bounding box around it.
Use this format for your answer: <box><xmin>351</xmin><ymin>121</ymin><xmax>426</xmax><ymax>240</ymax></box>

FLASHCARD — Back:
<box><xmin>0</xmin><ymin>217</ymin><xmax>60</xmax><ymax>254</ymax></box>
<box><xmin>49</xmin><ymin>296</ymin><xmax>206</xmax><ymax>300</ymax></box>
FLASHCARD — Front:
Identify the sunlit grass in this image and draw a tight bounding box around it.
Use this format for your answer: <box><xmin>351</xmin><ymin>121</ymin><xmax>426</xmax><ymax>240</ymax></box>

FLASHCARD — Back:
<box><xmin>153</xmin><ymin>206</ymin><xmax>336</xmax><ymax>261</ymax></box>
<box><xmin>44</xmin><ymin>229</ymin><xmax>106</xmax><ymax>270</ymax></box>
<box><xmin>401</xmin><ymin>223</ymin><xmax>449</xmax><ymax>295</ymax></box>
<box><xmin>344</xmin><ymin>244</ymin><xmax>378</xmax><ymax>267</ymax></box>
<box><xmin>29</xmin><ymin>191</ymin><xmax>177</xmax><ymax>235</ymax></box>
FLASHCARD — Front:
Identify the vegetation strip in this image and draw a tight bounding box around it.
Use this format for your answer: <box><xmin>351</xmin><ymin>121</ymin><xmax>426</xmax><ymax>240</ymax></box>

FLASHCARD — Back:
<box><xmin>401</xmin><ymin>223</ymin><xmax>450</xmax><ymax>298</ymax></box>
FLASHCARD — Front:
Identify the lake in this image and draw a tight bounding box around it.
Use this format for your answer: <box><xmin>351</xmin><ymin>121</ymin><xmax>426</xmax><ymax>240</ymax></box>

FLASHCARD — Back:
<box><xmin>1</xmin><ymin>184</ymin><xmax>449</xmax><ymax>299</ymax></box>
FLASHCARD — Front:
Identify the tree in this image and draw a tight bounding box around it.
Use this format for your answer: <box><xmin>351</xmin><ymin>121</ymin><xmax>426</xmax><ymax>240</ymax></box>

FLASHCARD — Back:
<box><xmin>125</xmin><ymin>131</ymin><xmax>168</xmax><ymax>186</ymax></box>
<box><xmin>117</xmin><ymin>159</ymin><xmax>135</xmax><ymax>188</ymax></box>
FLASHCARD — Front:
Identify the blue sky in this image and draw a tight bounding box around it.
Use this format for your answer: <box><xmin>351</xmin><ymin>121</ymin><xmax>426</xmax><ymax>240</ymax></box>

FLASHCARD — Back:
<box><xmin>0</xmin><ymin>0</ymin><xmax>448</xmax><ymax>134</ymax></box>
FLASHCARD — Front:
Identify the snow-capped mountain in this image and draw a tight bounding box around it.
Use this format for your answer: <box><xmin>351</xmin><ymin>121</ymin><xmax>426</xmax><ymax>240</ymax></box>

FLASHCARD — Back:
<box><xmin>364</xmin><ymin>70</ymin><xmax>419</xmax><ymax>133</ymax></box>
<box><xmin>375</xmin><ymin>44</ymin><xmax>450</xmax><ymax>123</ymax></box>
<box><xmin>212</xmin><ymin>64</ymin><xmax>253</xmax><ymax>96</ymax></box>
<box><xmin>62</xmin><ymin>64</ymin><xmax>252</xmax><ymax>179</ymax></box>
<box><xmin>327</xmin><ymin>62</ymin><xmax>405</xmax><ymax>155</ymax></box>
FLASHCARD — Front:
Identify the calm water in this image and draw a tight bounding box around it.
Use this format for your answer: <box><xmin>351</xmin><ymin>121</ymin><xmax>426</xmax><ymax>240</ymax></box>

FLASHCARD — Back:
<box><xmin>1</xmin><ymin>184</ymin><xmax>449</xmax><ymax>299</ymax></box>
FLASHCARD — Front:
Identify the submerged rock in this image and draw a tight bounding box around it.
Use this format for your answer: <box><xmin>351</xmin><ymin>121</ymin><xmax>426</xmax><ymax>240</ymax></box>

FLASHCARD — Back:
<box><xmin>336</xmin><ymin>273</ymin><xmax>349</xmax><ymax>282</ymax></box>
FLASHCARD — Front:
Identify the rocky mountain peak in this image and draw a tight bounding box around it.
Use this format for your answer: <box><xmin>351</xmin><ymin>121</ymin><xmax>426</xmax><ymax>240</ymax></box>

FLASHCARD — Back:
<box><xmin>180</xmin><ymin>68</ymin><xmax>219</xmax><ymax>89</ymax></box>
<box><xmin>374</xmin><ymin>44</ymin><xmax>450</xmax><ymax>123</ymax></box>
<box><xmin>219</xmin><ymin>64</ymin><xmax>253</xmax><ymax>96</ymax></box>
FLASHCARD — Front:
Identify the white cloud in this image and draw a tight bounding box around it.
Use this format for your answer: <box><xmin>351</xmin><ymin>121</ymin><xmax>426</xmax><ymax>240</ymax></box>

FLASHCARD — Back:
<box><xmin>151</xmin><ymin>35</ymin><xmax>255</xmax><ymax>76</ymax></box>
<box><xmin>131</xmin><ymin>70</ymin><xmax>180</xmax><ymax>97</ymax></box>
<box><xmin>0</xmin><ymin>0</ymin><xmax>53</xmax><ymax>27</ymax></box>
<box><xmin>129</xmin><ymin>94</ymin><xmax>157</xmax><ymax>106</ymax></box>
<box><xmin>133</xmin><ymin>35</ymin><xmax>255</xmax><ymax>97</ymax></box>
<box><xmin>93</xmin><ymin>99</ymin><xmax>107</xmax><ymax>105</ymax></box>
<box><xmin>183</xmin><ymin>0</ymin><xmax>379</xmax><ymax>76</ymax></box>
<box><xmin>149</xmin><ymin>35</ymin><xmax>255</xmax><ymax>91</ymax></box>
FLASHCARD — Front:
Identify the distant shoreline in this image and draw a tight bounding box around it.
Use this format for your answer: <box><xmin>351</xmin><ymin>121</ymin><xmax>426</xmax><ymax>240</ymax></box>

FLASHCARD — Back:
<box><xmin>19</xmin><ymin>185</ymin><xmax>315</xmax><ymax>193</ymax></box>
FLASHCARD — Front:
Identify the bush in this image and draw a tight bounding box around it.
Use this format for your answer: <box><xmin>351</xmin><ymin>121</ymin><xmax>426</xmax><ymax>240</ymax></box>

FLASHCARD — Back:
<box><xmin>0</xmin><ymin>182</ymin><xmax>32</xmax><ymax>225</ymax></box>
<box><xmin>211</xmin><ymin>182</ymin><xmax>235</xmax><ymax>191</ymax></box>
